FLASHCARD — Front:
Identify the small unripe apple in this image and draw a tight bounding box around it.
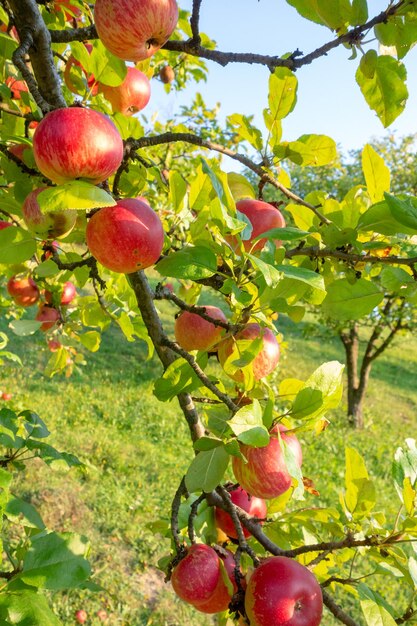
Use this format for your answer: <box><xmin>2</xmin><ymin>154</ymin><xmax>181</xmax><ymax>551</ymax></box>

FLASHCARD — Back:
<box><xmin>1</xmin><ymin>393</ymin><xmax>13</xmax><ymax>401</ymax></box>
<box><xmin>45</xmin><ymin>281</ymin><xmax>76</xmax><ymax>306</ymax></box>
<box><xmin>86</xmin><ymin>198</ymin><xmax>164</xmax><ymax>273</ymax></box>
<box><xmin>233</xmin><ymin>198</ymin><xmax>286</xmax><ymax>252</ymax></box>
<box><xmin>5</xmin><ymin>76</ymin><xmax>28</xmax><ymax>100</ymax></box>
<box><xmin>35</xmin><ymin>305</ymin><xmax>60</xmax><ymax>332</ymax></box>
<box><xmin>74</xmin><ymin>609</ymin><xmax>88</xmax><ymax>624</ymax></box>
<box><xmin>22</xmin><ymin>188</ymin><xmax>77</xmax><ymax>239</ymax></box>
<box><xmin>94</xmin><ymin>0</ymin><xmax>179</xmax><ymax>62</ymax></box>
<box><xmin>245</xmin><ymin>556</ymin><xmax>322</xmax><ymax>626</ymax></box>
<box><xmin>174</xmin><ymin>306</ymin><xmax>227</xmax><ymax>352</ymax></box>
<box><xmin>232</xmin><ymin>425</ymin><xmax>302</xmax><ymax>500</ymax></box>
<box><xmin>7</xmin><ymin>276</ymin><xmax>40</xmax><ymax>307</ymax></box>
<box><xmin>33</xmin><ymin>108</ymin><xmax>124</xmax><ymax>185</ymax></box>
<box><xmin>159</xmin><ymin>65</ymin><xmax>175</xmax><ymax>84</ymax></box>
<box><xmin>215</xmin><ymin>486</ymin><xmax>267</xmax><ymax>539</ymax></box>
<box><xmin>218</xmin><ymin>323</ymin><xmax>280</xmax><ymax>381</ymax></box>
<box><xmin>100</xmin><ymin>67</ymin><xmax>151</xmax><ymax>115</ymax></box>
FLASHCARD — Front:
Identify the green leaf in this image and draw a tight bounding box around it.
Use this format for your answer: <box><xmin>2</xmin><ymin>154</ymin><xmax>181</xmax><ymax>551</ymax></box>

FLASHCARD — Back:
<box><xmin>89</xmin><ymin>39</ymin><xmax>127</xmax><ymax>86</ymax></box>
<box><xmin>9</xmin><ymin>321</ymin><xmax>42</xmax><ymax>337</ymax></box>
<box><xmin>227</xmin><ymin>401</ymin><xmax>270</xmax><ymax>447</ymax></box>
<box><xmin>292</xmin><ymin>361</ymin><xmax>344</xmax><ymax>421</ymax></box>
<box><xmin>154</xmin><ymin>356</ymin><xmax>206</xmax><ymax>402</ymax></box>
<box><xmin>6</xmin><ymin>497</ymin><xmax>45</xmax><ymax>530</ymax></box>
<box><xmin>358</xmin><ymin>584</ymin><xmax>397</xmax><ymax>626</ymax></box>
<box><xmin>78</xmin><ymin>331</ymin><xmax>101</xmax><ymax>353</ymax></box>
<box><xmin>286</xmin><ymin>0</ymin><xmax>352</xmax><ymax>29</ymax></box>
<box><xmin>275</xmin><ymin>134</ymin><xmax>337</xmax><ymax>167</ymax></box>
<box><xmin>253</xmin><ymin>227</ymin><xmax>310</xmax><ymax>242</ymax></box>
<box><xmin>227</xmin><ymin>173</ymin><xmax>256</xmax><ymax>201</ymax></box>
<box><xmin>380</xmin><ymin>266</ymin><xmax>414</xmax><ymax>292</ymax></box>
<box><xmin>34</xmin><ymin>260</ymin><xmax>59</xmax><ymax>278</ymax></box>
<box><xmin>247</xmin><ymin>254</ymin><xmax>282</xmax><ymax>288</ymax></box>
<box><xmin>185</xmin><ymin>446</ymin><xmax>230</xmax><ymax>493</ymax></box>
<box><xmin>358</xmin><ymin>199</ymin><xmax>417</xmax><ymax>236</ymax></box>
<box><xmin>0</xmin><ymin>591</ymin><xmax>62</xmax><ymax>626</ymax></box>
<box><xmin>322</xmin><ymin>278</ymin><xmax>383</xmax><ymax>320</ymax></box>
<box><xmin>227</xmin><ymin>113</ymin><xmax>263</xmax><ymax>151</ymax></box>
<box><xmin>393</xmin><ymin>439</ymin><xmax>417</xmax><ymax>500</ymax></box>
<box><xmin>362</xmin><ymin>144</ymin><xmax>390</xmax><ymax>203</ymax></box>
<box><xmin>37</xmin><ymin>182</ymin><xmax>115</xmax><ymax>213</ymax></box>
<box><xmin>169</xmin><ymin>171</ymin><xmax>188</xmax><ymax>213</ymax></box>
<box><xmin>156</xmin><ymin>246</ymin><xmax>217</xmax><ymax>280</ymax></box>
<box><xmin>356</xmin><ymin>50</ymin><xmax>408</xmax><ymax>127</ymax></box>
<box><xmin>44</xmin><ymin>348</ymin><xmax>68</xmax><ymax>378</ymax></box>
<box><xmin>19</xmin><ymin>532</ymin><xmax>91</xmax><ymax>590</ymax></box>
<box><xmin>384</xmin><ymin>193</ymin><xmax>417</xmax><ymax>230</ymax></box>
<box><xmin>193</xmin><ymin>437</ymin><xmax>223</xmax><ymax>451</ymax></box>
<box><xmin>0</xmin><ymin>227</ymin><xmax>36</xmax><ymax>264</ymax></box>
<box><xmin>276</xmin><ymin>265</ymin><xmax>326</xmax><ymax>293</ymax></box>
<box><xmin>344</xmin><ymin>448</ymin><xmax>376</xmax><ymax>519</ymax></box>
<box><xmin>268</xmin><ymin>67</ymin><xmax>298</xmax><ymax>122</ymax></box>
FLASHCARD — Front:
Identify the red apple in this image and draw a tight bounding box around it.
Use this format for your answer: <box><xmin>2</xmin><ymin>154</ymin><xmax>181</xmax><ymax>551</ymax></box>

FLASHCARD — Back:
<box><xmin>0</xmin><ymin>221</ymin><xmax>11</xmax><ymax>230</ymax></box>
<box><xmin>64</xmin><ymin>43</ymin><xmax>98</xmax><ymax>96</ymax></box>
<box><xmin>215</xmin><ymin>486</ymin><xmax>267</xmax><ymax>539</ymax></box>
<box><xmin>234</xmin><ymin>198</ymin><xmax>286</xmax><ymax>252</ymax></box>
<box><xmin>1</xmin><ymin>393</ymin><xmax>13</xmax><ymax>401</ymax></box>
<box><xmin>74</xmin><ymin>609</ymin><xmax>88</xmax><ymax>624</ymax></box>
<box><xmin>33</xmin><ymin>108</ymin><xmax>124</xmax><ymax>184</ymax></box>
<box><xmin>7</xmin><ymin>276</ymin><xmax>40</xmax><ymax>307</ymax></box>
<box><xmin>218</xmin><ymin>323</ymin><xmax>280</xmax><ymax>381</ymax></box>
<box><xmin>5</xmin><ymin>76</ymin><xmax>28</xmax><ymax>100</ymax></box>
<box><xmin>22</xmin><ymin>187</ymin><xmax>77</xmax><ymax>239</ymax></box>
<box><xmin>94</xmin><ymin>0</ymin><xmax>179</xmax><ymax>62</ymax></box>
<box><xmin>232</xmin><ymin>425</ymin><xmax>302</xmax><ymax>500</ymax></box>
<box><xmin>171</xmin><ymin>544</ymin><xmax>236</xmax><ymax>614</ymax></box>
<box><xmin>35</xmin><ymin>305</ymin><xmax>61</xmax><ymax>332</ymax></box>
<box><xmin>48</xmin><ymin>339</ymin><xmax>62</xmax><ymax>352</ymax></box>
<box><xmin>245</xmin><ymin>556</ymin><xmax>322</xmax><ymax>626</ymax></box>
<box><xmin>8</xmin><ymin>143</ymin><xmax>31</xmax><ymax>162</ymax></box>
<box><xmin>100</xmin><ymin>67</ymin><xmax>151</xmax><ymax>116</ymax></box>
<box><xmin>45</xmin><ymin>281</ymin><xmax>76</xmax><ymax>306</ymax></box>
<box><xmin>174</xmin><ymin>306</ymin><xmax>227</xmax><ymax>352</ymax></box>
<box><xmin>86</xmin><ymin>198</ymin><xmax>164</xmax><ymax>273</ymax></box>
<box><xmin>160</xmin><ymin>65</ymin><xmax>175</xmax><ymax>84</ymax></box>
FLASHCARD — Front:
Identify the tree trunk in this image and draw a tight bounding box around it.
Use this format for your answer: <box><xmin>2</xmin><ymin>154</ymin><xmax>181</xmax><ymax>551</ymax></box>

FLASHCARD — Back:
<box><xmin>340</xmin><ymin>324</ymin><xmax>372</xmax><ymax>429</ymax></box>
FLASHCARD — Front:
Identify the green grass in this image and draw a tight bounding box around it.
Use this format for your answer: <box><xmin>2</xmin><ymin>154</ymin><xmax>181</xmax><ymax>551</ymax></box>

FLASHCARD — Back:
<box><xmin>1</xmin><ymin>304</ymin><xmax>416</xmax><ymax>626</ymax></box>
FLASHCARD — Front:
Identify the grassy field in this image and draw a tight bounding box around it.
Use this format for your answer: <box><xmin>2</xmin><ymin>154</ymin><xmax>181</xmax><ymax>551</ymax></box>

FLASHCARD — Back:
<box><xmin>0</xmin><ymin>297</ymin><xmax>416</xmax><ymax>626</ymax></box>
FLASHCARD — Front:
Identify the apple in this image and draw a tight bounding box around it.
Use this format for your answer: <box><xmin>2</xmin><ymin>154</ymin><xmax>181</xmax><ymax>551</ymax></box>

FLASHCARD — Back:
<box><xmin>8</xmin><ymin>143</ymin><xmax>31</xmax><ymax>162</ymax></box>
<box><xmin>215</xmin><ymin>486</ymin><xmax>267</xmax><ymax>539</ymax></box>
<box><xmin>94</xmin><ymin>0</ymin><xmax>179</xmax><ymax>62</ymax></box>
<box><xmin>171</xmin><ymin>544</ymin><xmax>237</xmax><ymax>614</ymax></box>
<box><xmin>7</xmin><ymin>276</ymin><xmax>40</xmax><ymax>307</ymax></box>
<box><xmin>45</xmin><ymin>281</ymin><xmax>76</xmax><ymax>306</ymax></box>
<box><xmin>33</xmin><ymin>107</ymin><xmax>124</xmax><ymax>185</ymax></box>
<box><xmin>232</xmin><ymin>425</ymin><xmax>302</xmax><ymax>500</ymax></box>
<box><xmin>86</xmin><ymin>197</ymin><xmax>164</xmax><ymax>273</ymax></box>
<box><xmin>160</xmin><ymin>65</ymin><xmax>175</xmax><ymax>84</ymax></box>
<box><xmin>218</xmin><ymin>323</ymin><xmax>280</xmax><ymax>381</ymax></box>
<box><xmin>64</xmin><ymin>43</ymin><xmax>98</xmax><ymax>96</ymax></box>
<box><xmin>245</xmin><ymin>556</ymin><xmax>322</xmax><ymax>626</ymax></box>
<box><xmin>99</xmin><ymin>67</ymin><xmax>151</xmax><ymax>116</ymax></box>
<box><xmin>174</xmin><ymin>306</ymin><xmax>227</xmax><ymax>352</ymax></box>
<box><xmin>0</xmin><ymin>221</ymin><xmax>11</xmax><ymax>230</ymax></box>
<box><xmin>35</xmin><ymin>305</ymin><xmax>61</xmax><ymax>332</ymax></box>
<box><xmin>22</xmin><ymin>188</ymin><xmax>77</xmax><ymax>239</ymax></box>
<box><xmin>233</xmin><ymin>198</ymin><xmax>286</xmax><ymax>252</ymax></box>
<box><xmin>54</xmin><ymin>0</ymin><xmax>82</xmax><ymax>20</ymax></box>
<box><xmin>1</xmin><ymin>393</ymin><xmax>13</xmax><ymax>401</ymax></box>
<box><xmin>5</xmin><ymin>76</ymin><xmax>28</xmax><ymax>100</ymax></box>
<box><xmin>74</xmin><ymin>609</ymin><xmax>88</xmax><ymax>624</ymax></box>
<box><xmin>48</xmin><ymin>339</ymin><xmax>62</xmax><ymax>352</ymax></box>
<box><xmin>97</xmin><ymin>609</ymin><xmax>108</xmax><ymax>621</ymax></box>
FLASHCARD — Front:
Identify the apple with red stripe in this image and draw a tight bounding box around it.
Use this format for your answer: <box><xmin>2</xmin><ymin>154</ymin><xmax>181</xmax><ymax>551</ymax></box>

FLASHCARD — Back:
<box><xmin>94</xmin><ymin>0</ymin><xmax>178</xmax><ymax>62</ymax></box>
<box><xmin>231</xmin><ymin>198</ymin><xmax>286</xmax><ymax>252</ymax></box>
<box><xmin>174</xmin><ymin>306</ymin><xmax>227</xmax><ymax>352</ymax></box>
<box><xmin>215</xmin><ymin>486</ymin><xmax>267</xmax><ymax>539</ymax></box>
<box><xmin>100</xmin><ymin>67</ymin><xmax>151</xmax><ymax>116</ymax></box>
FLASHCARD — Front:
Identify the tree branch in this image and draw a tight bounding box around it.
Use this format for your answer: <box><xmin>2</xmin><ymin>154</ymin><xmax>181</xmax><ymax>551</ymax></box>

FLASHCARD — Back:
<box><xmin>285</xmin><ymin>245</ymin><xmax>417</xmax><ymax>271</ymax></box>
<box><xmin>190</xmin><ymin>0</ymin><xmax>203</xmax><ymax>44</ymax></box>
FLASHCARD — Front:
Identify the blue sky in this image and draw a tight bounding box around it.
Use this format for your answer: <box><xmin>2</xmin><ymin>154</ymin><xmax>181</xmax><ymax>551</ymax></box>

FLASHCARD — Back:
<box><xmin>151</xmin><ymin>0</ymin><xmax>417</xmax><ymax>160</ymax></box>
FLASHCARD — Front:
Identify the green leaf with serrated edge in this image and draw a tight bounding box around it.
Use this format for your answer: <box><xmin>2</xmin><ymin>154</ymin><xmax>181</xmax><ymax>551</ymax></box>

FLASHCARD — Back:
<box><xmin>362</xmin><ymin>144</ymin><xmax>390</xmax><ymax>203</ymax></box>
<box><xmin>275</xmin><ymin>134</ymin><xmax>337</xmax><ymax>167</ymax></box>
<box><xmin>156</xmin><ymin>246</ymin><xmax>217</xmax><ymax>280</ymax></box>
<box><xmin>344</xmin><ymin>448</ymin><xmax>376</xmax><ymax>518</ymax></box>
<box><xmin>292</xmin><ymin>361</ymin><xmax>344</xmax><ymax>421</ymax></box>
<box><xmin>227</xmin><ymin>400</ymin><xmax>270</xmax><ymax>448</ymax></box>
<box><xmin>193</xmin><ymin>437</ymin><xmax>223</xmax><ymax>452</ymax></box>
<box><xmin>37</xmin><ymin>182</ymin><xmax>115</xmax><ymax>213</ymax></box>
<box><xmin>18</xmin><ymin>532</ymin><xmax>91</xmax><ymax>590</ymax></box>
<box><xmin>268</xmin><ymin>68</ymin><xmax>298</xmax><ymax>123</ymax></box>
<box><xmin>6</xmin><ymin>497</ymin><xmax>45</xmax><ymax>530</ymax></box>
<box><xmin>0</xmin><ymin>591</ymin><xmax>61</xmax><ymax>626</ymax></box>
<box><xmin>356</xmin><ymin>50</ymin><xmax>408</xmax><ymax>127</ymax></box>
<box><xmin>227</xmin><ymin>113</ymin><xmax>263</xmax><ymax>151</ymax></box>
<box><xmin>227</xmin><ymin>172</ymin><xmax>256</xmax><ymax>201</ymax></box>
<box><xmin>358</xmin><ymin>584</ymin><xmax>397</xmax><ymax>626</ymax></box>
<box><xmin>322</xmin><ymin>278</ymin><xmax>383</xmax><ymax>321</ymax></box>
<box><xmin>9</xmin><ymin>320</ymin><xmax>42</xmax><ymax>337</ymax></box>
<box><xmin>185</xmin><ymin>446</ymin><xmax>230</xmax><ymax>493</ymax></box>
<box><xmin>0</xmin><ymin>227</ymin><xmax>36</xmax><ymax>264</ymax></box>
<box><xmin>253</xmin><ymin>227</ymin><xmax>310</xmax><ymax>242</ymax></box>
<box><xmin>89</xmin><ymin>39</ymin><xmax>127</xmax><ymax>86</ymax></box>
<box><xmin>384</xmin><ymin>193</ymin><xmax>417</xmax><ymax>230</ymax></box>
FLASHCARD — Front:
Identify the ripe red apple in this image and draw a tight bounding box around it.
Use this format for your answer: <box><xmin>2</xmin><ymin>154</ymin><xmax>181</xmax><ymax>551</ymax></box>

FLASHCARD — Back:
<box><xmin>47</xmin><ymin>339</ymin><xmax>62</xmax><ymax>352</ymax></box>
<box><xmin>94</xmin><ymin>0</ymin><xmax>179</xmax><ymax>62</ymax></box>
<box><xmin>171</xmin><ymin>544</ymin><xmax>236</xmax><ymax>614</ymax></box>
<box><xmin>174</xmin><ymin>306</ymin><xmax>227</xmax><ymax>352</ymax></box>
<box><xmin>74</xmin><ymin>609</ymin><xmax>88</xmax><ymax>624</ymax></box>
<box><xmin>86</xmin><ymin>198</ymin><xmax>164</xmax><ymax>273</ymax></box>
<box><xmin>0</xmin><ymin>221</ymin><xmax>11</xmax><ymax>230</ymax></box>
<box><xmin>1</xmin><ymin>393</ymin><xmax>13</xmax><ymax>401</ymax></box>
<box><xmin>64</xmin><ymin>43</ymin><xmax>98</xmax><ymax>96</ymax></box>
<box><xmin>159</xmin><ymin>65</ymin><xmax>175</xmax><ymax>84</ymax></box>
<box><xmin>215</xmin><ymin>486</ymin><xmax>267</xmax><ymax>539</ymax></box>
<box><xmin>245</xmin><ymin>556</ymin><xmax>322</xmax><ymax>626</ymax></box>
<box><xmin>22</xmin><ymin>188</ymin><xmax>77</xmax><ymax>239</ymax></box>
<box><xmin>33</xmin><ymin>108</ymin><xmax>123</xmax><ymax>184</ymax></box>
<box><xmin>7</xmin><ymin>276</ymin><xmax>40</xmax><ymax>307</ymax></box>
<box><xmin>218</xmin><ymin>323</ymin><xmax>280</xmax><ymax>381</ymax></box>
<box><xmin>5</xmin><ymin>76</ymin><xmax>28</xmax><ymax>100</ymax></box>
<box><xmin>8</xmin><ymin>143</ymin><xmax>31</xmax><ymax>162</ymax></box>
<box><xmin>234</xmin><ymin>198</ymin><xmax>286</xmax><ymax>252</ymax></box>
<box><xmin>35</xmin><ymin>305</ymin><xmax>60</xmax><ymax>332</ymax></box>
<box><xmin>232</xmin><ymin>425</ymin><xmax>302</xmax><ymax>500</ymax></box>
<box><xmin>45</xmin><ymin>281</ymin><xmax>76</xmax><ymax>306</ymax></box>
<box><xmin>100</xmin><ymin>67</ymin><xmax>151</xmax><ymax>116</ymax></box>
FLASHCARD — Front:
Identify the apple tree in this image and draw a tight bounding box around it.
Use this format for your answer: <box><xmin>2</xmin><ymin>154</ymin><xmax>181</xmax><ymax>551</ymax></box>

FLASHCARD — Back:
<box><xmin>1</xmin><ymin>1</ymin><xmax>417</xmax><ymax>625</ymax></box>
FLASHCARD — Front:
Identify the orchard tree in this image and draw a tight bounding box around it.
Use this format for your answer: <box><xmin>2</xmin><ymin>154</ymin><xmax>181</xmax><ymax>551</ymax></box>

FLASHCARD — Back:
<box><xmin>1</xmin><ymin>1</ymin><xmax>417</xmax><ymax>626</ymax></box>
